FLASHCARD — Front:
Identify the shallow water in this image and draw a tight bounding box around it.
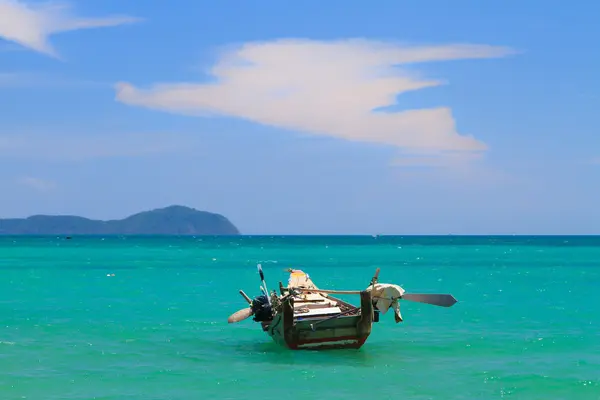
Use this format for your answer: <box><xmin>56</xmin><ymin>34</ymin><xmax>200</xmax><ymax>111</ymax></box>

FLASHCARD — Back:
<box><xmin>1</xmin><ymin>235</ymin><xmax>599</xmax><ymax>399</ymax></box>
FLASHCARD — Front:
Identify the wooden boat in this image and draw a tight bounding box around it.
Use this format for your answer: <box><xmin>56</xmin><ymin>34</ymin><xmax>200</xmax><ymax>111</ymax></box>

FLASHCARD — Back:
<box><xmin>227</xmin><ymin>265</ymin><xmax>457</xmax><ymax>350</ymax></box>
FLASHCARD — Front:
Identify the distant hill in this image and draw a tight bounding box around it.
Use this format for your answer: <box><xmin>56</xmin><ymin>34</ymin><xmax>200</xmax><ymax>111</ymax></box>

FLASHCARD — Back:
<box><xmin>0</xmin><ymin>205</ymin><xmax>240</xmax><ymax>235</ymax></box>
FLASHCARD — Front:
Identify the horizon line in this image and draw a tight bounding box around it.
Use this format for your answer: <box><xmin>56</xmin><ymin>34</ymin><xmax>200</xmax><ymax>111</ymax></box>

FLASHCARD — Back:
<box><xmin>1</xmin><ymin>234</ymin><xmax>599</xmax><ymax>237</ymax></box>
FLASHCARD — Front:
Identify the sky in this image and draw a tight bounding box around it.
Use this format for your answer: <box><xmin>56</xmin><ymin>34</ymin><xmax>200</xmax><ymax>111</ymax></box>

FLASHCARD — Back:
<box><xmin>0</xmin><ymin>0</ymin><xmax>598</xmax><ymax>234</ymax></box>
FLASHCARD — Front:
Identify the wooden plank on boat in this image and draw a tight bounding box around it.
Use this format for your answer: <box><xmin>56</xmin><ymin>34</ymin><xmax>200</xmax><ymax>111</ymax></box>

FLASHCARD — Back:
<box><xmin>294</xmin><ymin>306</ymin><xmax>341</xmax><ymax>317</ymax></box>
<box><xmin>292</xmin><ymin>288</ymin><xmax>363</xmax><ymax>295</ymax></box>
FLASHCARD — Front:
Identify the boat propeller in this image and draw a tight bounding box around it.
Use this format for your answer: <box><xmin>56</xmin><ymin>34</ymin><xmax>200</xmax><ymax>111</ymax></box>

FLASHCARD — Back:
<box><xmin>228</xmin><ymin>306</ymin><xmax>254</xmax><ymax>323</ymax></box>
<box><xmin>228</xmin><ymin>264</ymin><xmax>273</xmax><ymax>324</ymax></box>
<box><xmin>227</xmin><ymin>289</ymin><xmax>254</xmax><ymax>323</ymax></box>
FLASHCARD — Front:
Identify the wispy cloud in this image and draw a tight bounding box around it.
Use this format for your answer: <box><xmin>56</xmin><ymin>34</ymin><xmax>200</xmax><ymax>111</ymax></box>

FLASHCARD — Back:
<box><xmin>0</xmin><ymin>0</ymin><xmax>140</xmax><ymax>58</ymax></box>
<box><xmin>0</xmin><ymin>72</ymin><xmax>24</xmax><ymax>86</ymax></box>
<box><xmin>0</xmin><ymin>71</ymin><xmax>108</xmax><ymax>88</ymax></box>
<box><xmin>0</xmin><ymin>132</ymin><xmax>193</xmax><ymax>161</ymax></box>
<box><xmin>391</xmin><ymin>150</ymin><xmax>485</xmax><ymax>168</ymax></box>
<box><xmin>17</xmin><ymin>176</ymin><xmax>56</xmax><ymax>192</ymax></box>
<box><xmin>115</xmin><ymin>38</ymin><xmax>516</xmax><ymax>165</ymax></box>
<box><xmin>0</xmin><ymin>41</ymin><xmax>25</xmax><ymax>52</ymax></box>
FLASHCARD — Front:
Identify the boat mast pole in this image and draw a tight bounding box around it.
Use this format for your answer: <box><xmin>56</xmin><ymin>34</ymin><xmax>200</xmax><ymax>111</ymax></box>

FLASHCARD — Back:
<box><xmin>290</xmin><ymin>288</ymin><xmax>362</xmax><ymax>295</ymax></box>
<box><xmin>292</xmin><ymin>268</ymin><xmax>381</xmax><ymax>296</ymax></box>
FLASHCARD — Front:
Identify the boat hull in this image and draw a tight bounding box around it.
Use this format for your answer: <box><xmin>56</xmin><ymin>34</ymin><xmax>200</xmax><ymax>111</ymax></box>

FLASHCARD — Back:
<box><xmin>261</xmin><ymin>290</ymin><xmax>374</xmax><ymax>350</ymax></box>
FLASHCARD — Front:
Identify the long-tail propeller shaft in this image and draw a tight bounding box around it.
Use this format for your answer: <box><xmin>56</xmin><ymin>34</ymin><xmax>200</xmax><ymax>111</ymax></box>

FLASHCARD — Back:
<box><xmin>401</xmin><ymin>293</ymin><xmax>457</xmax><ymax>307</ymax></box>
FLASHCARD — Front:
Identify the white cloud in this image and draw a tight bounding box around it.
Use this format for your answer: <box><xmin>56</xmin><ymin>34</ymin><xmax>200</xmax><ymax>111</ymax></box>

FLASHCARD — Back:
<box><xmin>0</xmin><ymin>0</ymin><xmax>140</xmax><ymax>57</ymax></box>
<box><xmin>17</xmin><ymin>176</ymin><xmax>56</xmax><ymax>191</ymax></box>
<box><xmin>0</xmin><ymin>132</ymin><xmax>193</xmax><ymax>161</ymax></box>
<box><xmin>115</xmin><ymin>38</ymin><xmax>515</xmax><ymax>163</ymax></box>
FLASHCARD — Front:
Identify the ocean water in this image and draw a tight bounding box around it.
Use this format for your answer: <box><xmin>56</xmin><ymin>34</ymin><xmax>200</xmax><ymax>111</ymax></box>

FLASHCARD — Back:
<box><xmin>0</xmin><ymin>235</ymin><xmax>599</xmax><ymax>400</ymax></box>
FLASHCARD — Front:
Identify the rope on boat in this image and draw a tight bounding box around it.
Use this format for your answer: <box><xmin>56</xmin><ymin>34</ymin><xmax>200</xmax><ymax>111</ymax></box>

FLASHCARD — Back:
<box><xmin>309</xmin><ymin>307</ymin><xmax>357</xmax><ymax>331</ymax></box>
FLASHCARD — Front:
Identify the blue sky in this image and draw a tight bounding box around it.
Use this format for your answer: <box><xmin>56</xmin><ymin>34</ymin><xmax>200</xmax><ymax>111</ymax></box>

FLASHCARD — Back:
<box><xmin>0</xmin><ymin>0</ymin><xmax>598</xmax><ymax>234</ymax></box>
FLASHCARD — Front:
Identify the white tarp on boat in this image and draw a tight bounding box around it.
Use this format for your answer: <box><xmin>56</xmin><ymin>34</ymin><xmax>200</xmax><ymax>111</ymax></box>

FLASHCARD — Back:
<box><xmin>366</xmin><ymin>283</ymin><xmax>405</xmax><ymax>323</ymax></box>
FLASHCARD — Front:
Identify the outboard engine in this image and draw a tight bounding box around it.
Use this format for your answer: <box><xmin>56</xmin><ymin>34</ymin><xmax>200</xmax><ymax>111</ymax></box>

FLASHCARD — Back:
<box><xmin>250</xmin><ymin>295</ymin><xmax>273</xmax><ymax>322</ymax></box>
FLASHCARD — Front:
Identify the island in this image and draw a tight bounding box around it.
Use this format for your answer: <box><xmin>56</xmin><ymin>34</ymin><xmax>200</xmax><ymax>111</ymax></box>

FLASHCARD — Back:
<box><xmin>0</xmin><ymin>205</ymin><xmax>240</xmax><ymax>235</ymax></box>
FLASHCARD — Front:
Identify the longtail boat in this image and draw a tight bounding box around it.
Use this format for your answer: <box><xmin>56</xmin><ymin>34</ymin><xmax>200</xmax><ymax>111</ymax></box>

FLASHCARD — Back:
<box><xmin>227</xmin><ymin>265</ymin><xmax>457</xmax><ymax>350</ymax></box>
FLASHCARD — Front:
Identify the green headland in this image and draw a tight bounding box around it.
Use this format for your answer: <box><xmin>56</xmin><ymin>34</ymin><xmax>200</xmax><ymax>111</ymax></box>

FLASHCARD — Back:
<box><xmin>0</xmin><ymin>205</ymin><xmax>240</xmax><ymax>235</ymax></box>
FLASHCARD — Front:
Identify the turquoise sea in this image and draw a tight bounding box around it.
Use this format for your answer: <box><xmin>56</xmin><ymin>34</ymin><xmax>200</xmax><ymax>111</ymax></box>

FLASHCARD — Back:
<box><xmin>1</xmin><ymin>235</ymin><xmax>599</xmax><ymax>399</ymax></box>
